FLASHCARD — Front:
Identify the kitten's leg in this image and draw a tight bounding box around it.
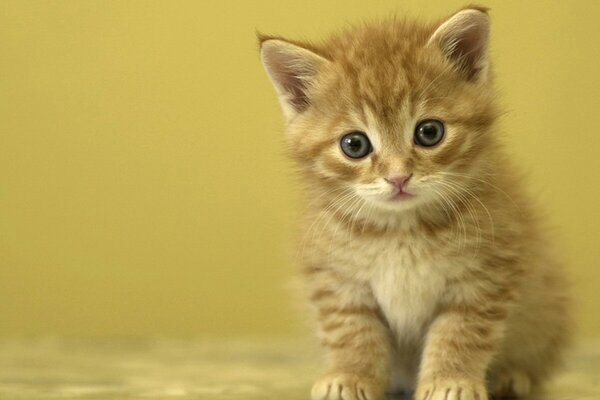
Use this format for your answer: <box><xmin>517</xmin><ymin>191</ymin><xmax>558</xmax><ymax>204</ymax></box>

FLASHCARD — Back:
<box><xmin>307</xmin><ymin>271</ymin><xmax>392</xmax><ymax>400</ymax></box>
<box><xmin>414</xmin><ymin>302</ymin><xmax>508</xmax><ymax>400</ymax></box>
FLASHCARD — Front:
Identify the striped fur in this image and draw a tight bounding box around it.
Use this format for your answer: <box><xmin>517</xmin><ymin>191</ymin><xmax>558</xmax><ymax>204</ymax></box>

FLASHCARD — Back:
<box><xmin>260</xmin><ymin>6</ymin><xmax>570</xmax><ymax>400</ymax></box>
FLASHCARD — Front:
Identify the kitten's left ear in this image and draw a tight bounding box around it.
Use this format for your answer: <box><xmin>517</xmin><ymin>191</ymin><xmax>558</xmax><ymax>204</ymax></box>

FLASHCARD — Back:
<box><xmin>259</xmin><ymin>37</ymin><xmax>330</xmax><ymax>121</ymax></box>
<box><xmin>428</xmin><ymin>7</ymin><xmax>490</xmax><ymax>81</ymax></box>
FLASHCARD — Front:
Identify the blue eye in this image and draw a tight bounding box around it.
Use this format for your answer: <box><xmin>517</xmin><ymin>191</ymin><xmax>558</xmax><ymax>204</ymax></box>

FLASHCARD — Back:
<box><xmin>340</xmin><ymin>132</ymin><xmax>372</xmax><ymax>159</ymax></box>
<box><xmin>415</xmin><ymin>119</ymin><xmax>445</xmax><ymax>147</ymax></box>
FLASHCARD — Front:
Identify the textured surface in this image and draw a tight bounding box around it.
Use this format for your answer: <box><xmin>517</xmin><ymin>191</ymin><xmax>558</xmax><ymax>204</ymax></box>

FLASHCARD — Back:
<box><xmin>0</xmin><ymin>338</ymin><xmax>598</xmax><ymax>400</ymax></box>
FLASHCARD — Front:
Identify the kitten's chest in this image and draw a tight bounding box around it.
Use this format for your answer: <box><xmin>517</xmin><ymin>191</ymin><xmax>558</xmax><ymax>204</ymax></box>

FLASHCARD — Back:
<box><xmin>367</xmin><ymin>239</ymin><xmax>448</xmax><ymax>338</ymax></box>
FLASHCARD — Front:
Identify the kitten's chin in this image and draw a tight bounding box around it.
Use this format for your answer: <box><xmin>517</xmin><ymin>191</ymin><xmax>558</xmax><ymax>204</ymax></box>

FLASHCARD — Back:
<box><xmin>364</xmin><ymin>193</ymin><xmax>422</xmax><ymax>213</ymax></box>
<box><xmin>390</xmin><ymin>191</ymin><xmax>415</xmax><ymax>201</ymax></box>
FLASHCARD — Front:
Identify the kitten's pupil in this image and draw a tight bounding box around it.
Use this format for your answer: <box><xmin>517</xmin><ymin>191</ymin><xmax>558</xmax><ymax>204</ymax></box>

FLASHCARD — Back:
<box><xmin>340</xmin><ymin>132</ymin><xmax>372</xmax><ymax>159</ymax></box>
<box><xmin>415</xmin><ymin>120</ymin><xmax>445</xmax><ymax>147</ymax></box>
<box><xmin>423</xmin><ymin>125</ymin><xmax>437</xmax><ymax>138</ymax></box>
<box><xmin>348</xmin><ymin>139</ymin><xmax>362</xmax><ymax>151</ymax></box>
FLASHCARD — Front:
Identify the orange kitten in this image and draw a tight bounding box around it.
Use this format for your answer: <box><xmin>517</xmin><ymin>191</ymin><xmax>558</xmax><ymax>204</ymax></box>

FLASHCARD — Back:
<box><xmin>260</xmin><ymin>6</ymin><xmax>570</xmax><ymax>400</ymax></box>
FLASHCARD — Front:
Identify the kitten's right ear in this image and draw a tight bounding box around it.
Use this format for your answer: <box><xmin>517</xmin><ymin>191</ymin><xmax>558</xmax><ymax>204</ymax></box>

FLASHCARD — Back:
<box><xmin>259</xmin><ymin>37</ymin><xmax>330</xmax><ymax>121</ymax></box>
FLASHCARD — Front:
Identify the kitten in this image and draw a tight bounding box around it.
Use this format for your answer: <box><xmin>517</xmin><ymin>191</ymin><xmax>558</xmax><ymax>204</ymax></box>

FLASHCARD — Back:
<box><xmin>259</xmin><ymin>6</ymin><xmax>570</xmax><ymax>400</ymax></box>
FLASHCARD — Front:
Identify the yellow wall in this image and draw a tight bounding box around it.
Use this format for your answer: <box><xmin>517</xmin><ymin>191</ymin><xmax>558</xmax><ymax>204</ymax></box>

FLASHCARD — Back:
<box><xmin>1</xmin><ymin>0</ymin><xmax>599</xmax><ymax>338</ymax></box>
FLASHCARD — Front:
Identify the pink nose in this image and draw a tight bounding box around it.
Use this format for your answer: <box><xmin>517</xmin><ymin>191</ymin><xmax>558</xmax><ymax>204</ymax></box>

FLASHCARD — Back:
<box><xmin>385</xmin><ymin>174</ymin><xmax>412</xmax><ymax>190</ymax></box>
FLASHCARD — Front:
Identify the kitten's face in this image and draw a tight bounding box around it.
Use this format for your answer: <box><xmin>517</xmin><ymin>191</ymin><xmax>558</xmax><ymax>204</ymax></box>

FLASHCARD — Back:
<box><xmin>290</xmin><ymin>63</ymin><xmax>495</xmax><ymax>213</ymax></box>
<box><xmin>261</xmin><ymin>8</ymin><xmax>497</xmax><ymax>214</ymax></box>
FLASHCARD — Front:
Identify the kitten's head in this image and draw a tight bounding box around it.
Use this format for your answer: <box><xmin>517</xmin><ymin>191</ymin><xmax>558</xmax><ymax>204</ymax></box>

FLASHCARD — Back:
<box><xmin>260</xmin><ymin>7</ymin><xmax>499</xmax><ymax>213</ymax></box>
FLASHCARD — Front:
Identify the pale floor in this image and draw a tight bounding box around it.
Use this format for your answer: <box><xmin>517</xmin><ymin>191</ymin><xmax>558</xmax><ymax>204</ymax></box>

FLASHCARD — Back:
<box><xmin>0</xmin><ymin>338</ymin><xmax>598</xmax><ymax>400</ymax></box>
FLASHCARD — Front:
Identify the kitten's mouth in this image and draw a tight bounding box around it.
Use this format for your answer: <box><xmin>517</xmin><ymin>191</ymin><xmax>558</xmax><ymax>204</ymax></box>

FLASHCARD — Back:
<box><xmin>390</xmin><ymin>190</ymin><xmax>414</xmax><ymax>201</ymax></box>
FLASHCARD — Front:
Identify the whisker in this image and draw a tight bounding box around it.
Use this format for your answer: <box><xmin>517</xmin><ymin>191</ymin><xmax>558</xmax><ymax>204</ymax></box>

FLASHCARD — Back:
<box><xmin>296</xmin><ymin>188</ymin><xmax>354</xmax><ymax>262</ymax></box>
<box><xmin>431</xmin><ymin>185</ymin><xmax>467</xmax><ymax>250</ymax></box>
<box><xmin>440</xmin><ymin>171</ymin><xmax>522</xmax><ymax>215</ymax></box>
<box><xmin>326</xmin><ymin>195</ymin><xmax>364</xmax><ymax>266</ymax></box>
<box><xmin>435</xmin><ymin>180</ymin><xmax>485</xmax><ymax>254</ymax></box>
<box><xmin>438</xmin><ymin>178</ymin><xmax>496</xmax><ymax>247</ymax></box>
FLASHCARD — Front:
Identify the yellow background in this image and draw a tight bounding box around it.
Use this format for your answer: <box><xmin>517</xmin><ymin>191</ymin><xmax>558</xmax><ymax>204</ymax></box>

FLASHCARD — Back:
<box><xmin>1</xmin><ymin>0</ymin><xmax>599</xmax><ymax>338</ymax></box>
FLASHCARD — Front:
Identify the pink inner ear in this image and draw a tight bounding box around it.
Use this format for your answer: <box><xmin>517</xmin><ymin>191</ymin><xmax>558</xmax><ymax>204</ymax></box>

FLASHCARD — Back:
<box><xmin>274</xmin><ymin>67</ymin><xmax>310</xmax><ymax>111</ymax></box>
<box><xmin>450</xmin><ymin>27</ymin><xmax>487</xmax><ymax>80</ymax></box>
<box><xmin>261</xmin><ymin>41</ymin><xmax>324</xmax><ymax>113</ymax></box>
<box><xmin>430</xmin><ymin>10</ymin><xmax>490</xmax><ymax>81</ymax></box>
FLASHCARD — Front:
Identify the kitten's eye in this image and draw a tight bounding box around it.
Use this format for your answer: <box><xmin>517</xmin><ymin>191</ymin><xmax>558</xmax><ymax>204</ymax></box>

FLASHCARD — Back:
<box><xmin>340</xmin><ymin>131</ymin><xmax>373</xmax><ymax>159</ymax></box>
<box><xmin>415</xmin><ymin>119</ymin><xmax>445</xmax><ymax>147</ymax></box>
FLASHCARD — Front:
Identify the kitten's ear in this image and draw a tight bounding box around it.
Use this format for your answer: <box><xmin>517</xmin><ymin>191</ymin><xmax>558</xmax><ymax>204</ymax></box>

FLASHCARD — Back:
<box><xmin>428</xmin><ymin>7</ymin><xmax>490</xmax><ymax>81</ymax></box>
<box><xmin>259</xmin><ymin>37</ymin><xmax>330</xmax><ymax>120</ymax></box>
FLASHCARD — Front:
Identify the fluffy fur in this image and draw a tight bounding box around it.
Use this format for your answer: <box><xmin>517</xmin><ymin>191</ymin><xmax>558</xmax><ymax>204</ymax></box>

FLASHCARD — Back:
<box><xmin>260</xmin><ymin>6</ymin><xmax>570</xmax><ymax>400</ymax></box>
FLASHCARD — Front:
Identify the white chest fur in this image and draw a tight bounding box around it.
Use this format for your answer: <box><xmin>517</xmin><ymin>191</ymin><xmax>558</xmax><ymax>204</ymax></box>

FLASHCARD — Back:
<box><xmin>368</xmin><ymin>239</ymin><xmax>448</xmax><ymax>340</ymax></box>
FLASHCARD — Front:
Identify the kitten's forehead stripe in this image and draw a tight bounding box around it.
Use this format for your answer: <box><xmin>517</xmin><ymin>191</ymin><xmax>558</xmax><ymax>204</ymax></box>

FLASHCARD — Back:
<box><xmin>359</xmin><ymin>105</ymin><xmax>382</xmax><ymax>152</ymax></box>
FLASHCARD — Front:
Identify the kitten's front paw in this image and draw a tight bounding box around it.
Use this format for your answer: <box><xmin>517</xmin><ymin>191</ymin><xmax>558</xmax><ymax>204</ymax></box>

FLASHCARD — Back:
<box><xmin>311</xmin><ymin>373</ymin><xmax>384</xmax><ymax>400</ymax></box>
<box><xmin>415</xmin><ymin>378</ymin><xmax>488</xmax><ymax>400</ymax></box>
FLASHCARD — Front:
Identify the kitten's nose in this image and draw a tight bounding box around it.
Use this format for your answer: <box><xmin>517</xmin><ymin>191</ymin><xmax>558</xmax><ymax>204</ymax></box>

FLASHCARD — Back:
<box><xmin>385</xmin><ymin>174</ymin><xmax>412</xmax><ymax>191</ymax></box>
